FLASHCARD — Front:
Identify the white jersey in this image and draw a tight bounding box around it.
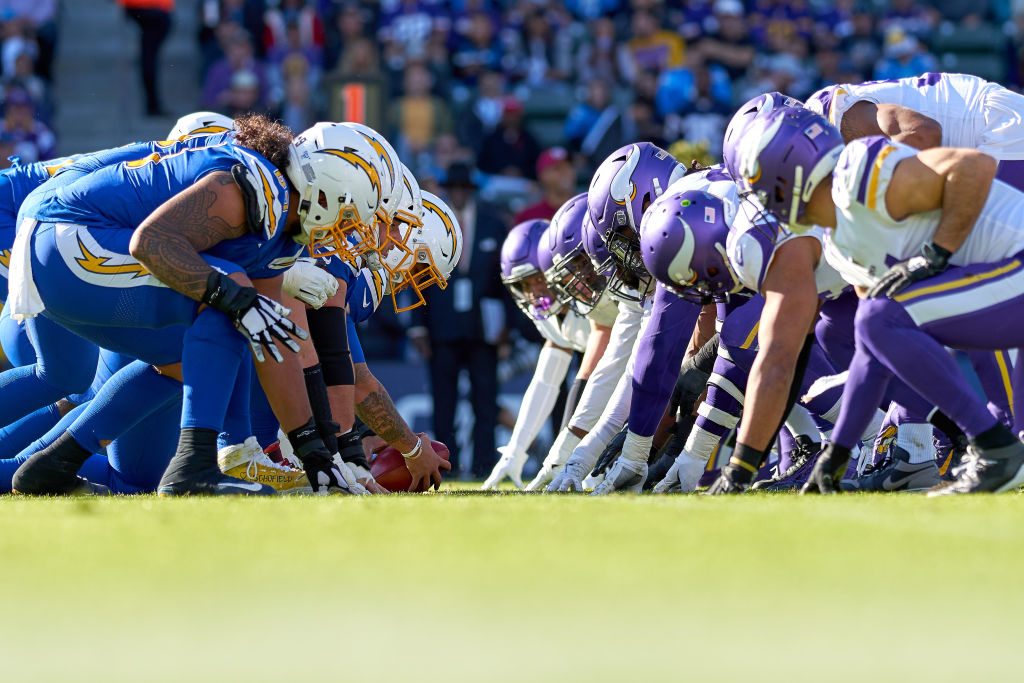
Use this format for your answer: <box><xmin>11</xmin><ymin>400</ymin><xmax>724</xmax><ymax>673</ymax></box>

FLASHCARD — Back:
<box><xmin>659</xmin><ymin>165</ymin><xmax>847</xmax><ymax>300</ymax></box>
<box><xmin>807</xmin><ymin>73</ymin><xmax>1024</xmax><ymax>158</ymax></box>
<box><xmin>825</xmin><ymin>137</ymin><xmax>1024</xmax><ymax>288</ymax></box>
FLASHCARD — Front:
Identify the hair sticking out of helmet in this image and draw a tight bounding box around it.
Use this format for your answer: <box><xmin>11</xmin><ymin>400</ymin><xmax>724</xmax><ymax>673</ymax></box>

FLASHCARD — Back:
<box><xmin>736</xmin><ymin>107</ymin><xmax>843</xmax><ymax>233</ymax></box>
<box><xmin>544</xmin><ymin>193</ymin><xmax>607</xmax><ymax>315</ymax></box>
<box><xmin>286</xmin><ymin>122</ymin><xmax>384</xmax><ymax>263</ymax></box>
<box><xmin>168</xmin><ymin>111</ymin><xmax>235</xmax><ymax>140</ymax></box>
<box><xmin>385</xmin><ymin>191</ymin><xmax>461</xmax><ymax>313</ymax></box>
<box><xmin>640</xmin><ymin>189</ymin><xmax>743</xmax><ymax>304</ymax></box>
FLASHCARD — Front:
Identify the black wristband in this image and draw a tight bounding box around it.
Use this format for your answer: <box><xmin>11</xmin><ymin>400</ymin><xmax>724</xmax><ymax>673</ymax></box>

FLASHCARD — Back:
<box><xmin>730</xmin><ymin>442</ymin><xmax>767</xmax><ymax>475</ymax></box>
<box><xmin>338</xmin><ymin>429</ymin><xmax>369</xmax><ymax>469</ymax></box>
<box><xmin>201</xmin><ymin>271</ymin><xmax>257</xmax><ymax>320</ymax></box>
<box><xmin>924</xmin><ymin>241</ymin><xmax>953</xmax><ymax>266</ymax></box>
<box><xmin>286</xmin><ymin>418</ymin><xmax>331</xmax><ymax>466</ymax></box>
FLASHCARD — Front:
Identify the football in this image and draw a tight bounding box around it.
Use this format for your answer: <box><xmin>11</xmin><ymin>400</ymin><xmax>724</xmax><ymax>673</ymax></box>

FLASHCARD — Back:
<box><xmin>370</xmin><ymin>441</ymin><xmax>450</xmax><ymax>492</ymax></box>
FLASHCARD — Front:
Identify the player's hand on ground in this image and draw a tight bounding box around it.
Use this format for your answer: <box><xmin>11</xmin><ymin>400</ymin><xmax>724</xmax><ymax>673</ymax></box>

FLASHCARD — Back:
<box><xmin>482</xmin><ymin>447</ymin><xmax>527</xmax><ymax>490</ymax></box>
<box><xmin>331</xmin><ymin>455</ymin><xmax>370</xmax><ymax>495</ymax></box>
<box><xmin>404</xmin><ymin>434</ymin><xmax>451</xmax><ymax>492</ymax></box>
<box><xmin>350</xmin><ymin>463</ymin><xmax>389</xmax><ymax>494</ymax></box>
<box><xmin>546</xmin><ymin>460</ymin><xmax>588</xmax><ymax>492</ymax></box>
<box><xmin>590</xmin><ymin>457</ymin><xmax>647</xmax><ymax>495</ymax></box>
<box><xmin>236</xmin><ymin>294</ymin><xmax>308</xmax><ymax>362</ymax></box>
<box><xmin>299</xmin><ymin>450</ymin><xmax>360</xmax><ymax>495</ymax></box>
<box><xmin>282</xmin><ymin>258</ymin><xmax>339</xmax><ymax>309</ymax></box>
<box><xmin>800</xmin><ymin>444</ymin><xmax>849</xmax><ymax>495</ymax></box>
<box><xmin>705</xmin><ymin>465</ymin><xmax>752</xmax><ymax>495</ymax></box>
<box><xmin>653</xmin><ymin>460</ymin><xmax>682</xmax><ymax>493</ymax></box>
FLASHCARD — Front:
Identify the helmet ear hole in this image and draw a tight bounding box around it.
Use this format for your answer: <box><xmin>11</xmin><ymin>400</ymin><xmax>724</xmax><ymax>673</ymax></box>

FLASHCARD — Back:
<box><xmin>317</xmin><ymin>190</ymin><xmax>329</xmax><ymax>210</ymax></box>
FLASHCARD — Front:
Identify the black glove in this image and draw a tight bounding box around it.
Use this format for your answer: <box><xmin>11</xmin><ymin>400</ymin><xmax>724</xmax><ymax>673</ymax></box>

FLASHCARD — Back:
<box><xmin>800</xmin><ymin>444</ymin><xmax>852</xmax><ymax>495</ymax></box>
<box><xmin>203</xmin><ymin>271</ymin><xmax>308</xmax><ymax>362</ymax></box>
<box><xmin>868</xmin><ymin>242</ymin><xmax>952</xmax><ymax>299</ymax></box>
<box><xmin>287</xmin><ymin>419</ymin><xmax>355</xmax><ymax>494</ymax></box>
<box><xmin>592</xmin><ymin>427</ymin><xmax>628</xmax><ymax>478</ymax></box>
<box><xmin>704</xmin><ymin>464</ymin><xmax>754</xmax><ymax>495</ymax></box>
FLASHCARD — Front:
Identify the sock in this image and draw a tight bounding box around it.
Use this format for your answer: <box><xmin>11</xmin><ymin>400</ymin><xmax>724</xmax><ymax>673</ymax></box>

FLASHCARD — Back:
<box><xmin>0</xmin><ymin>404</ymin><xmax>62</xmax><ymax>460</ymax></box>
<box><xmin>219</xmin><ymin>359</ymin><xmax>253</xmax><ymax>449</ymax></box>
<box><xmin>971</xmin><ymin>421</ymin><xmax>1015</xmax><ymax>450</ymax></box>
<box><xmin>304</xmin><ymin>364</ymin><xmax>339</xmax><ymax>454</ymax></box>
<box><xmin>180</xmin><ymin>309</ymin><xmax>246</xmax><ymax>432</ymax></box>
<box><xmin>895</xmin><ymin>422</ymin><xmax>934</xmax><ymax>464</ymax></box>
<box><xmin>0</xmin><ymin>404</ymin><xmax>86</xmax><ymax>493</ymax></box>
<box><xmin>66</xmin><ymin>360</ymin><xmax>181</xmax><ymax>454</ymax></box>
<box><xmin>249</xmin><ymin>381</ymin><xmax>280</xmax><ymax>449</ymax></box>
<box><xmin>160</xmin><ymin>427</ymin><xmax>220</xmax><ymax>484</ymax></box>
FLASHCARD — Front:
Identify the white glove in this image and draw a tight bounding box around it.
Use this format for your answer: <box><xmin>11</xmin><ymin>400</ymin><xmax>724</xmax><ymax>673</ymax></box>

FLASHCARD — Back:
<box><xmin>236</xmin><ymin>294</ymin><xmax>307</xmax><ymax>362</ymax></box>
<box><xmin>653</xmin><ymin>451</ymin><xmax>707</xmax><ymax>494</ymax></box>
<box><xmin>526</xmin><ymin>430</ymin><xmax>582</xmax><ymax>491</ymax></box>
<box><xmin>582</xmin><ymin>471</ymin><xmax>604</xmax><ymax>489</ymax></box>
<box><xmin>590</xmin><ymin>457</ymin><xmax>647</xmax><ymax>495</ymax></box>
<box><xmin>545</xmin><ymin>459</ymin><xmax>590</xmax><ymax>492</ymax></box>
<box><xmin>332</xmin><ymin>454</ymin><xmax>370</xmax><ymax>495</ymax></box>
<box><xmin>282</xmin><ymin>258</ymin><xmax>339</xmax><ymax>309</ymax></box>
<box><xmin>482</xmin><ymin>447</ymin><xmax>528</xmax><ymax>490</ymax></box>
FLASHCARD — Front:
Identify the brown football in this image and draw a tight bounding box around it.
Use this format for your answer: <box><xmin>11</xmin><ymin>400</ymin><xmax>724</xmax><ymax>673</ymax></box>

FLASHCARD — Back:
<box><xmin>370</xmin><ymin>441</ymin><xmax>450</xmax><ymax>492</ymax></box>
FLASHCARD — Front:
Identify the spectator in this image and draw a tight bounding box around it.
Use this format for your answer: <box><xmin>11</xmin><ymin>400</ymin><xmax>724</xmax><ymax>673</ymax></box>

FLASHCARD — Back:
<box><xmin>263</xmin><ymin>0</ymin><xmax>324</xmax><ymax>51</ymax></box>
<box><xmin>203</xmin><ymin>33</ymin><xmax>269</xmax><ymax>111</ymax></box>
<box><xmin>839</xmin><ymin>10</ymin><xmax>882</xmax><ymax>80</ymax></box>
<box><xmin>620</xmin><ymin>9</ymin><xmax>685</xmax><ymax>82</ymax></box>
<box><xmin>477</xmin><ymin>97</ymin><xmax>540</xmax><ymax>179</ymax></box>
<box><xmin>118</xmin><ymin>0</ymin><xmax>173</xmax><ymax>117</ymax></box>
<box><xmin>266</xmin><ymin>20</ymin><xmax>323</xmax><ymax>106</ymax></box>
<box><xmin>450</xmin><ymin>12</ymin><xmax>502</xmax><ymax>87</ymax></box>
<box><xmin>696</xmin><ymin>0</ymin><xmax>757</xmax><ymax>82</ymax></box>
<box><xmin>0</xmin><ymin>88</ymin><xmax>54</xmax><ymax>167</ymax></box>
<box><xmin>333</xmin><ymin>36</ymin><xmax>382</xmax><ymax>79</ymax></box>
<box><xmin>223</xmin><ymin>69</ymin><xmax>266</xmax><ymax>117</ymax></box>
<box><xmin>513</xmin><ymin>147</ymin><xmax>578</xmax><ymax>223</ymax></box>
<box><xmin>1</xmin><ymin>42</ymin><xmax>48</xmax><ymax>120</ymax></box>
<box><xmin>408</xmin><ymin>162</ymin><xmax>508</xmax><ymax>478</ymax></box>
<box><xmin>878</xmin><ymin>0</ymin><xmax>936</xmax><ymax>40</ymax></box>
<box><xmin>575</xmin><ymin>16</ymin><xmax>623</xmax><ymax>84</ymax></box>
<box><xmin>563</xmin><ymin>79</ymin><xmax>618</xmax><ymax>153</ymax></box>
<box><xmin>0</xmin><ymin>0</ymin><xmax>58</xmax><ymax>80</ymax></box>
<box><xmin>392</xmin><ymin>61</ymin><xmax>453</xmax><ymax>158</ymax></box>
<box><xmin>873</xmin><ymin>29</ymin><xmax>937</xmax><ymax>81</ymax></box>
<box><xmin>379</xmin><ymin>0</ymin><xmax>445</xmax><ymax>71</ymax></box>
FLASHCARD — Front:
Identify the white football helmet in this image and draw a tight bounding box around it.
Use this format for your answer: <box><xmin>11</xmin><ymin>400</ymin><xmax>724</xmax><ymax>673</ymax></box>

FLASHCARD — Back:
<box><xmin>341</xmin><ymin>122</ymin><xmax>402</xmax><ymax>225</ymax></box>
<box><xmin>286</xmin><ymin>122</ymin><xmax>384</xmax><ymax>262</ymax></box>
<box><xmin>382</xmin><ymin>164</ymin><xmax>424</xmax><ymax>279</ymax></box>
<box><xmin>168</xmin><ymin>111</ymin><xmax>235</xmax><ymax>139</ymax></box>
<box><xmin>386</xmin><ymin>190</ymin><xmax>461</xmax><ymax>311</ymax></box>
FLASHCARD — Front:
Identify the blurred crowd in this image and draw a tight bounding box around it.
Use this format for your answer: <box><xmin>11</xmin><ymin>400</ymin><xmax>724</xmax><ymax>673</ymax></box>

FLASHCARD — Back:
<box><xmin>0</xmin><ymin>1</ymin><xmax>58</xmax><ymax>168</ymax></box>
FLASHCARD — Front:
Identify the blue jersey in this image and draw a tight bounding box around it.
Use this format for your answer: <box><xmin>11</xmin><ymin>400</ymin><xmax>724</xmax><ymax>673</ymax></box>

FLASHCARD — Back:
<box><xmin>22</xmin><ymin>141</ymin><xmax>300</xmax><ymax>280</ymax></box>
<box><xmin>316</xmin><ymin>252</ymin><xmax>386</xmax><ymax>323</ymax></box>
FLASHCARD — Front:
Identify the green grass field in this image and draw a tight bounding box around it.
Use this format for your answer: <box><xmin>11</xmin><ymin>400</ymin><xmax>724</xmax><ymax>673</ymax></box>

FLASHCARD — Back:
<box><xmin>2</xmin><ymin>489</ymin><xmax>1023</xmax><ymax>681</ymax></box>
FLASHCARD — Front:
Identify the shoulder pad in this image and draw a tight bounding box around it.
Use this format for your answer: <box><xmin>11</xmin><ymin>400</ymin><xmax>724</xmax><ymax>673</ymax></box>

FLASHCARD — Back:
<box><xmin>229</xmin><ymin>154</ymin><xmax>289</xmax><ymax>240</ymax></box>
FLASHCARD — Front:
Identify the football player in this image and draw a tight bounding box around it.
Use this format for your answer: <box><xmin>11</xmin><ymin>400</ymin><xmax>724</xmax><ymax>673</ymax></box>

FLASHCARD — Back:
<box><xmin>737</xmin><ymin>106</ymin><xmax>1024</xmax><ymax>494</ymax></box>
<box><xmin>8</xmin><ymin>117</ymin><xmax>383</xmax><ymax>496</ymax></box>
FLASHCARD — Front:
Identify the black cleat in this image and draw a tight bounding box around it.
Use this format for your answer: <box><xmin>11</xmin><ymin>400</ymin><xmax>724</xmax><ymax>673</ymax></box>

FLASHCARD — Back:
<box><xmin>841</xmin><ymin>447</ymin><xmax>940</xmax><ymax>492</ymax></box>
<box><xmin>928</xmin><ymin>441</ymin><xmax>1024</xmax><ymax>496</ymax></box>
<box><xmin>157</xmin><ymin>464</ymin><xmax>276</xmax><ymax>496</ymax></box>
<box><xmin>12</xmin><ymin>435</ymin><xmax>96</xmax><ymax>496</ymax></box>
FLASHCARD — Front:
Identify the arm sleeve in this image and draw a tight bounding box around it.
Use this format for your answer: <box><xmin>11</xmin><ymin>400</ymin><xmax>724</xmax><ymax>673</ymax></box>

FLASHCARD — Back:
<box><xmin>567</xmin><ymin>300</ymin><xmax>643</xmax><ymax>432</ymax></box>
<box><xmin>499</xmin><ymin>344</ymin><xmax>573</xmax><ymax>456</ymax></box>
<box><xmin>628</xmin><ymin>284</ymin><xmax>701</xmax><ymax>437</ymax></box>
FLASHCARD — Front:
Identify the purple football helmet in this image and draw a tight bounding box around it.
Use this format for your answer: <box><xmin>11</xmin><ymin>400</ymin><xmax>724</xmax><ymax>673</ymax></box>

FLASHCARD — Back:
<box><xmin>735</xmin><ymin>107</ymin><xmax>843</xmax><ymax>232</ymax></box>
<box><xmin>500</xmin><ymin>219</ymin><xmax>558</xmax><ymax>319</ymax></box>
<box><xmin>580</xmin><ymin>212</ymin><xmax>648</xmax><ymax>303</ymax></box>
<box><xmin>640</xmin><ymin>189</ymin><xmax>743</xmax><ymax>304</ymax></box>
<box><xmin>587</xmin><ymin>142</ymin><xmax>686</xmax><ymax>291</ymax></box>
<box><xmin>543</xmin><ymin>193</ymin><xmax>608</xmax><ymax>315</ymax></box>
<box><xmin>722</xmin><ymin>92</ymin><xmax>804</xmax><ymax>180</ymax></box>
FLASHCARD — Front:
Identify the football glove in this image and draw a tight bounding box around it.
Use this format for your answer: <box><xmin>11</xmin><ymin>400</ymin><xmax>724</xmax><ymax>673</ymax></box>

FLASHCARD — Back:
<box><xmin>800</xmin><ymin>444</ymin><xmax>851</xmax><ymax>495</ymax></box>
<box><xmin>202</xmin><ymin>271</ymin><xmax>308</xmax><ymax>363</ymax></box>
<box><xmin>868</xmin><ymin>242</ymin><xmax>952</xmax><ymax>299</ymax></box>
<box><xmin>481</xmin><ymin>447</ymin><xmax>527</xmax><ymax>490</ymax></box>
<box><xmin>282</xmin><ymin>257</ymin><xmax>339</xmax><ymax>309</ymax></box>
<box><xmin>592</xmin><ymin>427</ymin><xmax>628</xmax><ymax>478</ymax></box>
<box><xmin>546</xmin><ymin>460</ymin><xmax>589</xmax><ymax>492</ymax></box>
<box><xmin>704</xmin><ymin>464</ymin><xmax>753</xmax><ymax>495</ymax></box>
<box><xmin>590</xmin><ymin>457</ymin><xmax>647</xmax><ymax>495</ymax></box>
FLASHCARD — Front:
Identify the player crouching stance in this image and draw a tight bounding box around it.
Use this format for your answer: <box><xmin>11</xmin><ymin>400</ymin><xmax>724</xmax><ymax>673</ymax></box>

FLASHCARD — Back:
<box><xmin>737</xmin><ymin>107</ymin><xmax>1024</xmax><ymax>494</ymax></box>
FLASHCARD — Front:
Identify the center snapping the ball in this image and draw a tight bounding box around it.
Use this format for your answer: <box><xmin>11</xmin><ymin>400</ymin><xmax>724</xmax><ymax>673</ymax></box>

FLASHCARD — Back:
<box><xmin>370</xmin><ymin>441</ymin><xmax>450</xmax><ymax>492</ymax></box>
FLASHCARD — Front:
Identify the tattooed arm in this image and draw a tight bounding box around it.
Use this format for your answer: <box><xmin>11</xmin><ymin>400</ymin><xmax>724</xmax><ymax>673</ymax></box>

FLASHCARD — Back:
<box><xmin>354</xmin><ymin>361</ymin><xmax>451</xmax><ymax>489</ymax></box>
<box><xmin>129</xmin><ymin>171</ymin><xmax>248</xmax><ymax>300</ymax></box>
<box><xmin>353</xmin><ymin>361</ymin><xmax>418</xmax><ymax>452</ymax></box>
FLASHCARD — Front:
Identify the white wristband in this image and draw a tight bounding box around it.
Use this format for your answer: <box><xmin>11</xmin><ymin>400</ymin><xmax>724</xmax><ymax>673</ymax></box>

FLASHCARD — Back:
<box><xmin>401</xmin><ymin>439</ymin><xmax>422</xmax><ymax>460</ymax></box>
